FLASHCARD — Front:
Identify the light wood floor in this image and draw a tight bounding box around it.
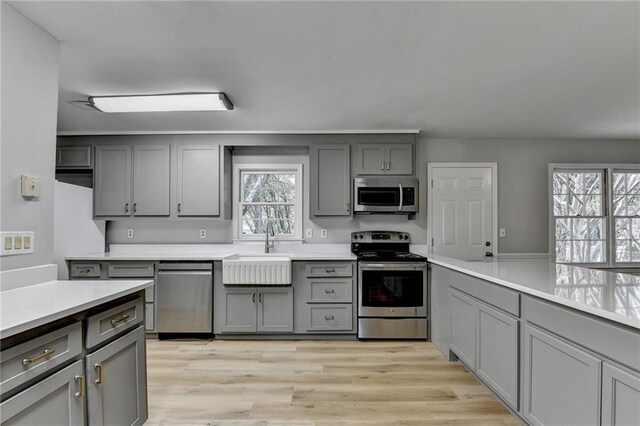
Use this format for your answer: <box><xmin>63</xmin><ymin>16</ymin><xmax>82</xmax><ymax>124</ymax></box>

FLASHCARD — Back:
<box><xmin>145</xmin><ymin>339</ymin><xmax>521</xmax><ymax>426</ymax></box>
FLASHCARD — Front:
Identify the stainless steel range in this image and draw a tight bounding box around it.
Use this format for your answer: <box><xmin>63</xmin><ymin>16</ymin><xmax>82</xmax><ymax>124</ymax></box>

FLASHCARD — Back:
<box><xmin>352</xmin><ymin>231</ymin><xmax>428</xmax><ymax>339</ymax></box>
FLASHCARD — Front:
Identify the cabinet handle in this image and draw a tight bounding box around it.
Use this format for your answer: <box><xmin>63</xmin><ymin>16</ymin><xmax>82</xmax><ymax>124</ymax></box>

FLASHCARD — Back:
<box><xmin>22</xmin><ymin>348</ymin><xmax>55</xmax><ymax>365</ymax></box>
<box><xmin>346</xmin><ymin>202</ymin><xmax>350</xmax><ymax>213</ymax></box>
<box><xmin>324</xmin><ymin>289</ymin><xmax>335</xmax><ymax>294</ymax></box>
<box><xmin>325</xmin><ymin>268</ymin><xmax>335</xmax><ymax>273</ymax></box>
<box><xmin>110</xmin><ymin>314</ymin><xmax>130</xmax><ymax>326</ymax></box>
<box><xmin>177</xmin><ymin>203</ymin><xmax>182</xmax><ymax>213</ymax></box>
<box><xmin>386</xmin><ymin>162</ymin><xmax>390</xmax><ymax>170</ymax></box>
<box><xmin>252</xmin><ymin>292</ymin><xmax>256</xmax><ymax>303</ymax></box>
<box><xmin>74</xmin><ymin>375</ymin><xmax>85</xmax><ymax>399</ymax></box>
<box><xmin>125</xmin><ymin>203</ymin><xmax>129</xmax><ymax>213</ymax></box>
<box><xmin>324</xmin><ymin>315</ymin><xmax>334</xmax><ymax>321</ymax></box>
<box><xmin>133</xmin><ymin>203</ymin><xmax>137</xmax><ymax>213</ymax></box>
<box><xmin>381</xmin><ymin>162</ymin><xmax>384</xmax><ymax>171</ymax></box>
<box><xmin>258</xmin><ymin>292</ymin><xmax>262</xmax><ymax>303</ymax></box>
<box><xmin>94</xmin><ymin>363</ymin><xmax>104</xmax><ymax>384</ymax></box>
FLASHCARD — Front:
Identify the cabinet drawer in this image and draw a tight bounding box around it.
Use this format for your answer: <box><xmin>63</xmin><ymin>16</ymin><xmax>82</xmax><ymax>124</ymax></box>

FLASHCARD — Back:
<box><xmin>307</xmin><ymin>305</ymin><xmax>353</xmax><ymax>331</ymax></box>
<box><xmin>450</xmin><ymin>270</ymin><xmax>520</xmax><ymax>317</ymax></box>
<box><xmin>1</xmin><ymin>323</ymin><xmax>82</xmax><ymax>395</ymax></box>
<box><xmin>145</xmin><ymin>304</ymin><xmax>155</xmax><ymax>331</ymax></box>
<box><xmin>107</xmin><ymin>263</ymin><xmax>154</xmax><ymax>278</ymax></box>
<box><xmin>307</xmin><ymin>278</ymin><xmax>352</xmax><ymax>303</ymax></box>
<box><xmin>305</xmin><ymin>263</ymin><xmax>353</xmax><ymax>278</ymax></box>
<box><xmin>86</xmin><ymin>298</ymin><xmax>144</xmax><ymax>349</ymax></box>
<box><xmin>70</xmin><ymin>263</ymin><xmax>101</xmax><ymax>278</ymax></box>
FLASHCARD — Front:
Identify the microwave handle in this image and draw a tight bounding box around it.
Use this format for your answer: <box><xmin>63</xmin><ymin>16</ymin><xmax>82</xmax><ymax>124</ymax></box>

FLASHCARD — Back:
<box><xmin>399</xmin><ymin>183</ymin><xmax>403</xmax><ymax>211</ymax></box>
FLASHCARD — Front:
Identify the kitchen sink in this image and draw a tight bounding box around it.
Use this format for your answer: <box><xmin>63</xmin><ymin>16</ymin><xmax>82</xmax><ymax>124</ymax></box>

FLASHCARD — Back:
<box><xmin>222</xmin><ymin>254</ymin><xmax>292</xmax><ymax>285</ymax></box>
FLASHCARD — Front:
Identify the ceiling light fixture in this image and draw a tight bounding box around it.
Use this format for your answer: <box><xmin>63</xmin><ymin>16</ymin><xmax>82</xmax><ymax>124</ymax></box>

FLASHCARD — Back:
<box><xmin>88</xmin><ymin>92</ymin><xmax>234</xmax><ymax>113</ymax></box>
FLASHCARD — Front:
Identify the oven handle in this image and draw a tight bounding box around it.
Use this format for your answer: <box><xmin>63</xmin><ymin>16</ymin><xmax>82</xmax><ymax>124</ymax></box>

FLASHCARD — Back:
<box><xmin>399</xmin><ymin>183</ymin><xmax>403</xmax><ymax>211</ymax></box>
<box><xmin>360</xmin><ymin>263</ymin><xmax>427</xmax><ymax>270</ymax></box>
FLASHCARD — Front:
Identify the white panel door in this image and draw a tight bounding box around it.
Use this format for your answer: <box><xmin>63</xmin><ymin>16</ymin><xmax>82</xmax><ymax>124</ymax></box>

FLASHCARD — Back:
<box><xmin>431</xmin><ymin>166</ymin><xmax>493</xmax><ymax>260</ymax></box>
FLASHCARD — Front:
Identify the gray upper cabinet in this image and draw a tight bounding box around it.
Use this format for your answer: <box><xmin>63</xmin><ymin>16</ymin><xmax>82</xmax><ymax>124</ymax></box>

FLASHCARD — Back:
<box><xmin>85</xmin><ymin>326</ymin><xmax>147</xmax><ymax>426</ymax></box>
<box><xmin>524</xmin><ymin>324</ymin><xmax>601</xmax><ymax>426</ymax></box>
<box><xmin>356</xmin><ymin>143</ymin><xmax>413</xmax><ymax>175</ymax></box>
<box><xmin>176</xmin><ymin>145</ymin><xmax>220</xmax><ymax>216</ymax></box>
<box><xmin>310</xmin><ymin>144</ymin><xmax>351</xmax><ymax>217</ymax></box>
<box><xmin>56</xmin><ymin>146</ymin><xmax>92</xmax><ymax>168</ymax></box>
<box><xmin>94</xmin><ymin>145</ymin><xmax>132</xmax><ymax>217</ymax></box>
<box><xmin>132</xmin><ymin>145</ymin><xmax>170</xmax><ymax>216</ymax></box>
<box><xmin>602</xmin><ymin>363</ymin><xmax>640</xmax><ymax>426</ymax></box>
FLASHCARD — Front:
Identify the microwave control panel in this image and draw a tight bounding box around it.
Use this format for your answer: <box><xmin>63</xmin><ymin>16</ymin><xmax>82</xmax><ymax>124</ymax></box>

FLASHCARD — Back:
<box><xmin>403</xmin><ymin>187</ymin><xmax>415</xmax><ymax>205</ymax></box>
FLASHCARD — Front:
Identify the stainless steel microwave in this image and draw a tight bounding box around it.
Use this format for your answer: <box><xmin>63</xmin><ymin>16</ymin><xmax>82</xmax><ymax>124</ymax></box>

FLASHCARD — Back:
<box><xmin>354</xmin><ymin>177</ymin><xmax>418</xmax><ymax>214</ymax></box>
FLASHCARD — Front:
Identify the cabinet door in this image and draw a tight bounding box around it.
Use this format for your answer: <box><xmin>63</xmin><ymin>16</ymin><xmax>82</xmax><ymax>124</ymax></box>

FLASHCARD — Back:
<box><xmin>602</xmin><ymin>363</ymin><xmax>640</xmax><ymax>426</ymax></box>
<box><xmin>176</xmin><ymin>145</ymin><xmax>219</xmax><ymax>216</ymax></box>
<box><xmin>385</xmin><ymin>143</ymin><xmax>413</xmax><ymax>175</ymax></box>
<box><xmin>310</xmin><ymin>144</ymin><xmax>351</xmax><ymax>216</ymax></box>
<box><xmin>430</xmin><ymin>265</ymin><xmax>452</xmax><ymax>358</ymax></box>
<box><xmin>86</xmin><ymin>326</ymin><xmax>147</xmax><ymax>426</ymax></box>
<box><xmin>57</xmin><ymin>146</ymin><xmax>92</xmax><ymax>168</ymax></box>
<box><xmin>476</xmin><ymin>303</ymin><xmax>519</xmax><ymax>409</ymax></box>
<box><xmin>0</xmin><ymin>360</ymin><xmax>85</xmax><ymax>425</ymax></box>
<box><xmin>94</xmin><ymin>145</ymin><xmax>132</xmax><ymax>217</ymax></box>
<box><xmin>219</xmin><ymin>288</ymin><xmax>257</xmax><ymax>333</ymax></box>
<box><xmin>356</xmin><ymin>144</ymin><xmax>385</xmax><ymax>175</ymax></box>
<box><xmin>523</xmin><ymin>325</ymin><xmax>601</xmax><ymax>426</ymax></box>
<box><xmin>133</xmin><ymin>145</ymin><xmax>170</xmax><ymax>216</ymax></box>
<box><xmin>449</xmin><ymin>289</ymin><xmax>476</xmax><ymax>369</ymax></box>
<box><xmin>257</xmin><ymin>288</ymin><xmax>293</xmax><ymax>333</ymax></box>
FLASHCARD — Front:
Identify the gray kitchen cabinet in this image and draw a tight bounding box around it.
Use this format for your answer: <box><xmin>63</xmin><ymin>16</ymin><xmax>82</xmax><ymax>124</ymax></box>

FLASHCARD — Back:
<box><xmin>449</xmin><ymin>289</ymin><xmax>477</xmax><ymax>369</ymax></box>
<box><xmin>430</xmin><ymin>265</ymin><xmax>452</xmax><ymax>358</ymax></box>
<box><xmin>0</xmin><ymin>360</ymin><xmax>85</xmax><ymax>425</ymax></box>
<box><xmin>176</xmin><ymin>144</ymin><xmax>220</xmax><ymax>216</ymax></box>
<box><xmin>523</xmin><ymin>324</ymin><xmax>601</xmax><ymax>426</ymax></box>
<box><xmin>85</xmin><ymin>326</ymin><xmax>147</xmax><ymax>426</ymax></box>
<box><xmin>132</xmin><ymin>145</ymin><xmax>170</xmax><ymax>216</ymax></box>
<box><xmin>356</xmin><ymin>143</ymin><xmax>413</xmax><ymax>175</ymax></box>
<box><xmin>56</xmin><ymin>146</ymin><xmax>92</xmax><ymax>168</ymax></box>
<box><xmin>602</xmin><ymin>363</ymin><xmax>640</xmax><ymax>426</ymax></box>
<box><xmin>216</xmin><ymin>286</ymin><xmax>292</xmax><ymax>333</ymax></box>
<box><xmin>94</xmin><ymin>145</ymin><xmax>132</xmax><ymax>217</ymax></box>
<box><xmin>309</xmin><ymin>144</ymin><xmax>351</xmax><ymax>217</ymax></box>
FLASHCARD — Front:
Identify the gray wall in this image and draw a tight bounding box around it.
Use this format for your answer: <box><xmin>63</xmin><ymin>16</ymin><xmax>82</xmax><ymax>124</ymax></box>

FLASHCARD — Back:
<box><xmin>1</xmin><ymin>4</ymin><xmax>60</xmax><ymax>271</ymax></box>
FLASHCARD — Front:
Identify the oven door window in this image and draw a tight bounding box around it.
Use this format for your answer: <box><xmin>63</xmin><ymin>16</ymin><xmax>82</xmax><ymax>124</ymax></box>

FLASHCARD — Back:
<box><xmin>357</xmin><ymin>187</ymin><xmax>400</xmax><ymax>206</ymax></box>
<box><xmin>361</xmin><ymin>270</ymin><xmax>424</xmax><ymax>307</ymax></box>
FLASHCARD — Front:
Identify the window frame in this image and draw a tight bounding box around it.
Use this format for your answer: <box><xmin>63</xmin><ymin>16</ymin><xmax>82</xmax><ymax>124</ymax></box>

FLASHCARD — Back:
<box><xmin>232</xmin><ymin>163</ymin><xmax>303</xmax><ymax>241</ymax></box>
<box><xmin>548</xmin><ymin>164</ymin><xmax>640</xmax><ymax>267</ymax></box>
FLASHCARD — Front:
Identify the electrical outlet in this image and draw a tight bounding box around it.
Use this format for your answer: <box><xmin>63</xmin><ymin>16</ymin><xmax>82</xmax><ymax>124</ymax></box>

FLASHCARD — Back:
<box><xmin>200</xmin><ymin>229</ymin><xmax>207</xmax><ymax>239</ymax></box>
<box><xmin>499</xmin><ymin>228</ymin><xmax>506</xmax><ymax>238</ymax></box>
<box><xmin>127</xmin><ymin>229</ymin><xmax>134</xmax><ymax>239</ymax></box>
<box><xmin>320</xmin><ymin>229</ymin><xmax>328</xmax><ymax>238</ymax></box>
<box><xmin>305</xmin><ymin>228</ymin><xmax>313</xmax><ymax>239</ymax></box>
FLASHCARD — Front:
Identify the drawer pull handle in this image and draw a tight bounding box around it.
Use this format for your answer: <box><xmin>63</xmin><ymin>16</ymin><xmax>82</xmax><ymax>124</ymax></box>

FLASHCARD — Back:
<box><xmin>177</xmin><ymin>203</ymin><xmax>182</xmax><ymax>213</ymax></box>
<box><xmin>74</xmin><ymin>375</ymin><xmax>85</xmax><ymax>399</ymax></box>
<box><xmin>252</xmin><ymin>292</ymin><xmax>256</xmax><ymax>303</ymax></box>
<box><xmin>110</xmin><ymin>314</ymin><xmax>130</xmax><ymax>326</ymax></box>
<box><xmin>324</xmin><ymin>315</ymin><xmax>334</xmax><ymax>321</ymax></box>
<box><xmin>325</xmin><ymin>268</ymin><xmax>335</xmax><ymax>273</ymax></box>
<box><xmin>94</xmin><ymin>363</ymin><xmax>104</xmax><ymax>384</ymax></box>
<box><xmin>22</xmin><ymin>348</ymin><xmax>56</xmax><ymax>365</ymax></box>
<box><xmin>324</xmin><ymin>289</ymin><xmax>335</xmax><ymax>294</ymax></box>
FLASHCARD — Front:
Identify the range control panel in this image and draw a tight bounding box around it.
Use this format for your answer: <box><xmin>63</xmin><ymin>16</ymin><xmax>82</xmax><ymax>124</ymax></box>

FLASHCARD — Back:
<box><xmin>351</xmin><ymin>231</ymin><xmax>410</xmax><ymax>243</ymax></box>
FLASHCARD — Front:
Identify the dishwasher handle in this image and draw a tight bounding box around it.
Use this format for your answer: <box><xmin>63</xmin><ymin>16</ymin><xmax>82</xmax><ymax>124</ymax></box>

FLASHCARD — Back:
<box><xmin>158</xmin><ymin>263</ymin><xmax>212</xmax><ymax>272</ymax></box>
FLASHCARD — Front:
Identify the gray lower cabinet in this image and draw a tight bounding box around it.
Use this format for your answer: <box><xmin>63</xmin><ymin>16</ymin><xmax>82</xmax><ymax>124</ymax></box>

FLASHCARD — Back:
<box><xmin>309</xmin><ymin>144</ymin><xmax>351</xmax><ymax>217</ymax></box>
<box><xmin>602</xmin><ymin>363</ymin><xmax>640</xmax><ymax>426</ymax></box>
<box><xmin>94</xmin><ymin>145</ymin><xmax>132</xmax><ymax>217</ymax></box>
<box><xmin>430</xmin><ymin>265</ymin><xmax>451</xmax><ymax>358</ymax></box>
<box><xmin>132</xmin><ymin>145</ymin><xmax>170</xmax><ymax>216</ymax></box>
<box><xmin>85</xmin><ymin>326</ymin><xmax>147</xmax><ymax>426</ymax></box>
<box><xmin>523</xmin><ymin>324</ymin><xmax>601</xmax><ymax>426</ymax></box>
<box><xmin>217</xmin><ymin>287</ymin><xmax>293</xmax><ymax>333</ymax></box>
<box><xmin>0</xmin><ymin>360</ymin><xmax>85</xmax><ymax>425</ymax></box>
<box><xmin>449</xmin><ymin>289</ymin><xmax>476</xmax><ymax>369</ymax></box>
<box><xmin>176</xmin><ymin>144</ymin><xmax>220</xmax><ymax>216</ymax></box>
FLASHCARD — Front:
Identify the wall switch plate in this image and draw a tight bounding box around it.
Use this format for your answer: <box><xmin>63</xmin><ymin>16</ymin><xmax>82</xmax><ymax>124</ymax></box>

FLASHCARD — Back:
<box><xmin>127</xmin><ymin>229</ymin><xmax>134</xmax><ymax>239</ymax></box>
<box><xmin>1</xmin><ymin>231</ymin><xmax>34</xmax><ymax>256</ymax></box>
<box><xmin>21</xmin><ymin>175</ymin><xmax>40</xmax><ymax>197</ymax></box>
<box><xmin>200</xmin><ymin>229</ymin><xmax>207</xmax><ymax>239</ymax></box>
<box><xmin>320</xmin><ymin>229</ymin><xmax>328</xmax><ymax>238</ymax></box>
<box><xmin>499</xmin><ymin>228</ymin><xmax>506</xmax><ymax>238</ymax></box>
<box><xmin>305</xmin><ymin>228</ymin><xmax>313</xmax><ymax>239</ymax></box>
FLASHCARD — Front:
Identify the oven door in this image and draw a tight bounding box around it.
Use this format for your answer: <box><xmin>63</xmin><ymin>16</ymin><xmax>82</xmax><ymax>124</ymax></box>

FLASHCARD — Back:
<box><xmin>358</xmin><ymin>262</ymin><xmax>427</xmax><ymax>317</ymax></box>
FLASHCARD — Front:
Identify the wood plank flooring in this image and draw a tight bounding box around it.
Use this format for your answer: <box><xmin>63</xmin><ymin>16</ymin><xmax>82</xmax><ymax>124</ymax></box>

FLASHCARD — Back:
<box><xmin>145</xmin><ymin>339</ymin><xmax>522</xmax><ymax>426</ymax></box>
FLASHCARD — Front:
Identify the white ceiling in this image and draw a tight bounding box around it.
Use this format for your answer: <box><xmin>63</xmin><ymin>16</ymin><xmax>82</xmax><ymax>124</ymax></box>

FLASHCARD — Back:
<box><xmin>8</xmin><ymin>1</ymin><xmax>640</xmax><ymax>139</ymax></box>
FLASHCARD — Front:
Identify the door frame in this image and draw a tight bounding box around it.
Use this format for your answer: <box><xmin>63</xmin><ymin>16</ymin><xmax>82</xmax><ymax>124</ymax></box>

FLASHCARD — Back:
<box><xmin>427</xmin><ymin>162</ymin><xmax>498</xmax><ymax>257</ymax></box>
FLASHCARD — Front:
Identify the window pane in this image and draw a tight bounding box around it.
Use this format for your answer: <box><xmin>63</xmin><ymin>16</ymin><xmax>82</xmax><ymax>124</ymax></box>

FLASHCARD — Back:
<box><xmin>632</xmin><ymin>218</ymin><xmax>640</xmax><ymax>239</ymax></box>
<box><xmin>241</xmin><ymin>172</ymin><xmax>296</xmax><ymax>203</ymax></box>
<box><xmin>616</xmin><ymin>240</ymin><xmax>630</xmax><ymax>262</ymax></box>
<box><xmin>613</xmin><ymin>172</ymin><xmax>640</xmax><ymax>263</ymax></box>
<box><xmin>628</xmin><ymin>195</ymin><xmax>640</xmax><ymax>216</ymax></box>
<box><xmin>552</xmin><ymin>171</ymin><xmax>603</xmax><ymax>218</ymax></box>
<box><xmin>568</xmin><ymin>194</ymin><xmax>584</xmax><ymax>216</ymax></box>
<box><xmin>556</xmin><ymin>241</ymin><xmax>571</xmax><ymax>262</ymax></box>
<box><xmin>628</xmin><ymin>173</ymin><xmax>640</xmax><ymax>194</ymax></box>
<box><xmin>613</xmin><ymin>173</ymin><xmax>626</xmax><ymax>195</ymax></box>
<box><xmin>614</xmin><ymin>195</ymin><xmax>627</xmax><ymax>216</ymax></box>
<box><xmin>553</xmin><ymin>194</ymin><xmax>568</xmax><ymax>216</ymax></box>
<box><xmin>555</xmin><ymin>218</ymin><xmax>570</xmax><ymax>240</ymax></box>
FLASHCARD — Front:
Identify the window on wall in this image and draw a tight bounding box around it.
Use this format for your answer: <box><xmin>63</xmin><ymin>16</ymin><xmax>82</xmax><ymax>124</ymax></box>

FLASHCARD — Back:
<box><xmin>233</xmin><ymin>164</ymin><xmax>302</xmax><ymax>240</ymax></box>
<box><xmin>550</xmin><ymin>165</ymin><xmax>640</xmax><ymax>265</ymax></box>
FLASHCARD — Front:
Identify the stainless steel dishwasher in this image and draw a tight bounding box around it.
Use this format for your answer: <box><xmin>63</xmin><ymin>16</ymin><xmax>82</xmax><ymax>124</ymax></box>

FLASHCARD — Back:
<box><xmin>156</xmin><ymin>262</ymin><xmax>213</xmax><ymax>333</ymax></box>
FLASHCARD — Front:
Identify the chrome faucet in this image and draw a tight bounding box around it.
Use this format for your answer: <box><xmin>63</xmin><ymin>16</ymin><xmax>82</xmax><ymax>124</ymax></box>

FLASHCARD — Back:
<box><xmin>265</xmin><ymin>222</ymin><xmax>275</xmax><ymax>253</ymax></box>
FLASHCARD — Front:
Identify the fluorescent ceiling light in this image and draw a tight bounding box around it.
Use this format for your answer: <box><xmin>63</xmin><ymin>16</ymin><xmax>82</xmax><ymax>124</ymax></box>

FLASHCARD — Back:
<box><xmin>89</xmin><ymin>92</ymin><xmax>233</xmax><ymax>113</ymax></box>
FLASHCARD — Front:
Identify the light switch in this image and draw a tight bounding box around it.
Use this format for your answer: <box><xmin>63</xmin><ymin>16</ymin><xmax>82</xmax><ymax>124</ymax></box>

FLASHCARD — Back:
<box><xmin>14</xmin><ymin>236</ymin><xmax>22</xmax><ymax>249</ymax></box>
<box><xmin>23</xmin><ymin>236</ymin><xmax>31</xmax><ymax>249</ymax></box>
<box><xmin>21</xmin><ymin>175</ymin><xmax>40</xmax><ymax>197</ymax></box>
<box><xmin>1</xmin><ymin>231</ymin><xmax>34</xmax><ymax>256</ymax></box>
<box><xmin>4</xmin><ymin>237</ymin><xmax>12</xmax><ymax>250</ymax></box>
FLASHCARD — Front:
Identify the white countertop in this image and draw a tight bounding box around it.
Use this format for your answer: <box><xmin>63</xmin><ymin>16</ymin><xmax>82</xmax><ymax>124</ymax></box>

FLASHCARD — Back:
<box><xmin>418</xmin><ymin>251</ymin><xmax>640</xmax><ymax>330</ymax></box>
<box><xmin>0</xmin><ymin>279</ymin><xmax>153</xmax><ymax>339</ymax></box>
